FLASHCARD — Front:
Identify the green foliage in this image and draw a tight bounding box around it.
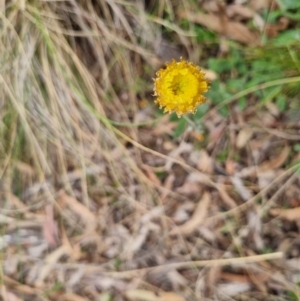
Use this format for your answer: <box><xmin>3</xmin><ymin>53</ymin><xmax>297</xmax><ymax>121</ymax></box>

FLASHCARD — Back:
<box><xmin>287</xmin><ymin>290</ymin><xmax>299</xmax><ymax>301</ymax></box>
<box><xmin>276</xmin><ymin>94</ymin><xmax>287</xmax><ymax>111</ymax></box>
<box><xmin>43</xmin><ymin>282</ymin><xmax>64</xmax><ymax>297</ymax></box>
<box><xmin>273</xmin><ymin>30</ymin><xmax>300</xmax><ymax>45</ymax></box>
<box><xmin>270</xmin><ymin>0</ymin><xmax>300</xmax><ymax>20</ymax></box>
<box><xmin>262</xmin><ymin>246</ymin><xmax>274</xmax><ymax>254</ymax></box>
<box><xmin>249</xmin><ymin>41</ymin><xmax>300</xmax><ymax>101</ymax></box>
<box><xmin>195</xmin><ymin>26</ymin><xmax>217</xmax><ymax>43</ymax></box>
<box><xmin>194</xmin><ymin>103</ymin><xmax>209</xmax><ymax>119</ymax></box>
<box><xmin>294</xmin><ymin>144</ymin><xmax>300</xmax><ymax>152</ymax></box>
<box><xmin>173</xmin><ymin>117</ymin><xmax>187</xmax><ymax>138</ymax></box>
<box><xmin>217</xmin><ymin>149</ymin><xmax>228</xmax><ymax>163</ymax></box>
<box><xmin>206</xmin><ymin>80</ymin><xmax>232</xmax><ymax>104</ymax></box>
<box><xmin>277</xmin><ymin>0</ymin><xmax>300</xmax><ymax>10</ymax></box>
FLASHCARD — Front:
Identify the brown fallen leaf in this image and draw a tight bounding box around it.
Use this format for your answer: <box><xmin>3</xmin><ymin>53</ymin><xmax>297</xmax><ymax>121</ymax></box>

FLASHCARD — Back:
<box><xmin>260</xmin><ymin>146</ymin><xmax>290</xmax><ymax>171</ymax></box>
<box><xmin>218</xmin><ymin>188</ymin><xmax>238</xmax><ymax>209</ymax></box>
<box><xmin>220</xmin><ymin>271</ymin><xmax>270</xmax><ymax>283</ymax></box>
<box><xmin>202</xmin><ymin>68</ymin><xmax>218</xmax><ymax>81</ymax></box>
<box><xmin>197</xmin><ymin>150</ymin><xmax>214</xmax><ymax>174</ymax></box>
<box><xmin>153</xmin><ymin>115</ymin><xmax>177</xmax><ymax>136</ymax></box>
<box><xmin>43</xmin><ymin>204</ymin><xmax>59</xmax><ymax>247</ymax></box>
<box><xmin>226</xmin><ymin>4</ymin><xmax>255</xmax><ymax>19</ymax></box>
<box><xmin>236</xmin><ymin>128</ymin><xmax>253</xmax><ymax>149</ymax></box>
<box><xmin>158</xmin><ymin>292</ymin><xmax>186</xmax><ymax>301</ymax></box>
<box><xmin>2</xmin><ymin>292</ymin><xmax>23</xmax><ymax>301</ymax></box>
<box><xmin>225</xmin><ymin>160</ymin><xmax>236</xmax><ymax>175</ymax></box>
<box><xmin>206</xmin><ymin>266</ymin><xmax>221</xmax><ymax>296</ymax></box>
<box><xmin>220</xmin><ymin>272</ymin><xmax>251</xmax><ymax>283</ymax></box>
<box><xmin>142</xmin><ymin>164</ymin><xmax>161</xmax><ymax>186</ymax></box>
<box><xmin>176</xmin><ymin>181</ymin><xmax>202</xmax><ymax>196</ymax></box>
<box><xmin>60</xmin><ymin>223</ymin><xmax>82</xmax><ymax>261</ymax></box>
<box><xmin>249</xmin><ymin>0</ymin><xmax>273</xmax><ymax>11</ymax></box>
<box><xmin>170</xmin><ymin>191</ymin><xmax>210</xmax><ymax>236</ymax></box>
<box><xmin>286</xmin><ymin>258</ymin><xmax>300</xmax><ymax>271</ymax></box>
<box><xmin>125</xmin><ymin>290</ymin><xmax>186</xmax><ymax>301</ymax></box>
<box><xmin>34</xmin><ymin>245</ymin><xmax>74</xmax><ymax>287</ymax></box>
<box><xmin>161</xmin><ymin>174</ymin><xmax>175</xmax><ymax>200</ymax></box>
<box><xmin>4</xmin><ymin>276</ymin><xmax>40</xmax><ymax>295</ymax></box>
<box><xmin>270</xmin><ymin>207</ymin><xmax>300</xmax><ymax>221</ymax></box>
<box><xmin>231</xmin><ymin>176</ymin><xmax>253</xmax><ymax>201</ymax></box>
<box><xmin>178</xmin><ymin>11</ymin><xmax>259</xmax><ymax>45</ymax></box>
<box><xmin>209</xmin><ymin>122</ymin><xmax>226</xmax><ymax>144</ymax></box>
<box><xmin>54</xmin><ymin>293</ymin><xmax>88</xmax><ymax>301</ymax></box>
<box><xmin>266</xmin><ymin>17</ymin><xmax>289</xmax><ymax>38</ymax></box>
<box><xmin>57</xmin><ymin>190</ymin><xmax>96</xmax><ymax>231</ymax></box>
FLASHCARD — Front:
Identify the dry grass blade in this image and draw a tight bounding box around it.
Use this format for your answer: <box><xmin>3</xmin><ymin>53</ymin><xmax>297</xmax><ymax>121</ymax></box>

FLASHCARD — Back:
<box><xmin>105</xmin><ymin>252</ymin><xmax>283</xmax><ymax>278</ymax></box>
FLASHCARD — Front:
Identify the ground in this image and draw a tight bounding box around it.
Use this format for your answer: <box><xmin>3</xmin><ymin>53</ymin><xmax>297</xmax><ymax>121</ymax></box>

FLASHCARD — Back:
<box><xmin>1</xmin><ymin>0</ymin><xmax>300</xmax><ymax>300</ymax></box>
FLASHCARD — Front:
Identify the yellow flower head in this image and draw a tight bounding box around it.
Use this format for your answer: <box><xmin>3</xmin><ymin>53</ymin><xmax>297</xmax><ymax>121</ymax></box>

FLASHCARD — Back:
<box><xmin>153</xmin><ymin>58</ymin><xmax>209</xmax><ymax>117</ymax></box>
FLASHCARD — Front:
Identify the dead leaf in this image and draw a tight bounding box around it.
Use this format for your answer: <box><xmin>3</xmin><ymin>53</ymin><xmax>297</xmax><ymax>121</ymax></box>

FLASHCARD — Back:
<box><xmin>176</xmin><ymin>181</ymin><xmax>202</xmax><ymax>196</ymax></box>
<box><xmin>161</xmin><ymin>174</ymin><xmax>175</xmax><ymax>200</ymax></box>
<box><xmin>165</xmin><ymin>142</ymin><xmax>193</xmax><ymax>171</ymax></box>
<box><xmin>257</xmin><ymin>170</ymin><xmax>276</xmax><ymax>190</ymax></box>
<box><xmin>265</xmin><ymin>17</ymin><xmax>289</xmax><ymax>38</ymax></box>
<box><xmin>3</xmin><ymin>276</ymin><xmax>40</xmax><ymax>295</ymax></box>
<box><xmin>179</xmin><ymin>11</ymin><xmax>259</xmax><ymax>45</ymax></box>
<box><xmin>208</xmin><ymin>122</ymin><xmax>226</xmax><ymax>145</ymax></box>
<box><xmin>43</xmin><ymin>204</ymin><xmax>59</xmax><ymax>247</ymax></box>
<box><xmin>225</xmin><ymin>160</ymin><xmax>236</xmax><ymax>175</ymax></box>
<box><xmin>57</xmin><ymin>191</ymin><xmax>96</xmax><ymax>231</ymax></box>
<box><xmin>153</xmin><ymin>115</ymin><xmax>177</xmax><ymax>136</ymax></box>
<box><xmin>125</xmin><ymin>290</ymin><xmax>186</xmax><ymax>301</ymax></box>
<box><xmin>226</xmin><ymin>4</ymin><xmax>255</xmax><ymax>19</ymax></box>
<box><xmin>206</xmin><ymin>266</ymin><xmax>221</xmax><ymax>296</ymax></box>
<box><xmin>221</xmin><ymin>271</ymin><xmax>270</xmax><ymax>284</ymax></box>
<box><xmin>270</xmin><ymin>207</ymin><xmax>300</xmax><ymax>221</ymax></box>
<box><xmin>54</xmin><ymin>293</ymin><xmax>87</xmax><ymax>301</ymax></box>
<box><xmin>266</xmin><ymin>102</ymin><xmax>280</xmax><ymax>117</ymax></box>
<box><xmin>202</xmin><ymin>68</ymin><xmax>218</xmax><ymax>81</ymax></box>
<box><xmin>286</xmin><ymin>258</ymin><xmax>300</xmax><ymax>271</ymax></box>
<box><xmin>158</xmin><ymin>292</ymin><xmax>186</xmax><ymax>301</ymax></box>
<box><xmin>61</xmin><ymin>224</ymin><xmax>82</xmax><ymax>261</ymax></box>
<box><xmin>142</xmin><ymin>164</ymin><xmax>161</xmax><ymax>186</ymax></box>
<box><xmin>217</xmin><ymin>282</ymin><xmax>251</xmax><ymax>296</ymax></box>
<box><xmin>260</xmin><ymin>146</ymin><xmax>290</xmax><ymax>170</ymax></box>
<box><xmin>249</xmin><ymin>0</ymin><xmax>273</xmax><ymax>11</ymax></box>
<box><xmin>236</xmin><ymin>128</ymin><xmax>253</xmax><ymax>149</ymax></box>
<box><xmin>218</xmin><ymin>188</ymin><xmax>237</xmax><ymax>209</ymax></box>
<box><xmin>231</xmin><ymin>176</ymin><xmax>253</xmax><ymax>201</ymax></box>
<box><xmin>197</xmin><ymin>150</ymin><xmax>214</xmax><ymax>174</ymax></box>
<box><xmin>167</xmin><ymin>270</ymin><xmax>188</xmax><ymax>289</ymax></box>
<box><xmin>2</xmin><ymin>292</ymin><xmax>23</xmax><ymax>301</ymax></box>
<box><xmin>35</xmin><ymin>245</ymin><xmax>72</xmax><ymax>287</ymax></box>
<box><xmin>170</xmin><ymin>191</ymin><xmax>210</xmax><ymax>235</ymax></box>
<box><xmin>220</xmin><ymin>272</ymin><xmax>251</xmax><ymax>283</ymax></box>
<box><xmin>173</xmin><ymin>201</ymin><xmax>195</xmax><ymax>223</ymax></box>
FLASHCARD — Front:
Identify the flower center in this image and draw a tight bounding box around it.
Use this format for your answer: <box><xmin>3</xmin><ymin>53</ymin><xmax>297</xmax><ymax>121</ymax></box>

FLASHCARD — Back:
<box><xmin>169</xmin><ymin>72</ymin><xmax>199</xmax><ymax>100</ymax></box>
<box><xmin>170</xmin><ymin>74</ymin><xmax>188</xmax><ymax>96</ymax></box>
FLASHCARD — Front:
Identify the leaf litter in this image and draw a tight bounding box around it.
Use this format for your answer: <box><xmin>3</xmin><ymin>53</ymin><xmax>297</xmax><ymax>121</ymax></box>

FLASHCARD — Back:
<box><xmin>2</xmin><ymin>0</ymin><xmax>300</xmax><ymax>301</ymax></box>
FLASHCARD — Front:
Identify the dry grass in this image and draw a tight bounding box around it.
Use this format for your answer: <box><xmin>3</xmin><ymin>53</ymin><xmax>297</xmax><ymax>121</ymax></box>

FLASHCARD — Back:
<box><xmin>1</xmin><ymin>0</ymin><xmax>300</xmax><ymax>300</ymax></box>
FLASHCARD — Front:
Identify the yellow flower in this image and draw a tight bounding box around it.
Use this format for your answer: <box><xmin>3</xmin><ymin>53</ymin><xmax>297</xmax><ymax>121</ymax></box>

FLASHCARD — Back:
<box><xmin>153</xmin><ymin>58</ymin><xmax>209</xmax><ymax>117</ymax></box>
